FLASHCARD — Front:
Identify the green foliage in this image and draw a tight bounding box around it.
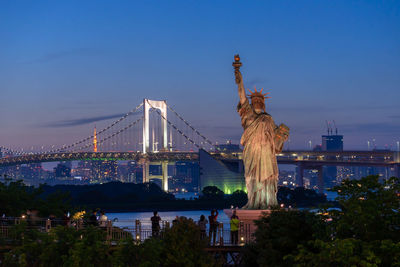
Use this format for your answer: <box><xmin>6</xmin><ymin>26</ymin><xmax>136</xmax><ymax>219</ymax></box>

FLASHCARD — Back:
<box><xmin>290</xmin><ymin>238</ymin><xmax>382</xmax><ymax>266</ymax></box>
<box><xmin>330</xmin><ymin>175</ymin><xmax>400</xmax><ymax>242</ymax></box>
<box><xmin>0</xmin><ymin>180</ymin><xmax>71</xmax><ymax>217</ymax></box>
<box><xmin>243</xmin><ymin>210</ymin><xmax>326</xmax><ymax>267</ymax></box>
<box><xmin>67</xmin><ymin>226</ymin><xmax>110</xmax><ymax>267</ymax></box>
<box><xmin>3</xmin><ymin>225</ymin><xmax>110</xmax><ymax>267</ymax></box>
<box><xmin>201</xmin><ymin>186</ymin><xmax>224</xmax><ymax>200</ymax></box>
<box><xmin>0</xmin><ymin>180</ymin><xmax>41</xmax><ymax>217</ymax></box>
<box><xmin>2</xmin><ymin>217</ymin><xmax>217</xmax><ymax>267</ymax></box>
<box><xmin>112</xmin><ymin>217</ymin><xmax>217</xmax><ymax>267</ymax></box>
<box><xmin>277</xmin><ymin>186</ymin><xmax>327</xmax><ymax>208</ymax></box>
<box><xmin>243</xmin><ymin>175</ymin><xmax>400</xmax><ymax>266</ymax></box>
<box><xmin>226</xmin><ymin>190</ymin><xmax>248</xmax><ymax>208</ymax></box>
<box><xmin>161</xmin><ymin>217</ymin><xmax>215</xmax><ymax>267</ymax></box>
<box><xmin>111</xmin><ymin>237</ymin><xmax>163</xmax><ymax>267</ymax></box>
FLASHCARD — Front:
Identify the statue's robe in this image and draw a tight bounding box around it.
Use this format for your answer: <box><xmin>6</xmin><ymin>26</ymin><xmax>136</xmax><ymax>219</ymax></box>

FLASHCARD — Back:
<box><xmin>238</xmin><ymin>99</ymin><xmax>282</xmax><ymax>209</ymax></box>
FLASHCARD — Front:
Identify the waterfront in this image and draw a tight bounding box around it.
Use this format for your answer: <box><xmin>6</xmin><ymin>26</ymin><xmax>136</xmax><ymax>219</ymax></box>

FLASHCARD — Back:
<box><xmin>108</xmin><ymin>210</ymin><xmax>231</xmax><ymax>228</ymax></box>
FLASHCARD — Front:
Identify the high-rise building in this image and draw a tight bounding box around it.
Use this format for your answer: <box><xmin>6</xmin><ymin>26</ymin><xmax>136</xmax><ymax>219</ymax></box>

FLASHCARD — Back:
<box><xmin>322</xmin><ymin>134</ymin><xmax>343</xmax><ymax>188</ymax></box>
<box><xmin>54</xmin><ymin>162</ymin><xmax>71</xmax><ymax>178</ymax></box>
<box><xmin>322</xmin><ymin>135</ymin><xmax>343</xmax><ymax>151</ymax></box>
<box><xmin>91</xmin><ymin>160</ymin><xmax>118</xmax><ymax>182</ymax></box>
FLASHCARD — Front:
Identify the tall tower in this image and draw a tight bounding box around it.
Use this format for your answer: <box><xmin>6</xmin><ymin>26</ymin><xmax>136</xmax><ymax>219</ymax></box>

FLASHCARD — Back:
<box><xmin>93</xmin><ymin>126</ymin><xmax>98</xmax><ymax>152</ymax></box>
<box><xmin>142</xmin><ymin>99</ymin><xmax>168</xmax><ymax>153</ymax></box>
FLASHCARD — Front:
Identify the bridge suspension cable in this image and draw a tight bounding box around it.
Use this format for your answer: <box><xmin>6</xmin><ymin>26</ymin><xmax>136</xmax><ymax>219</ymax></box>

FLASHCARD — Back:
<box><xmin>73</xmin><ymin>115</ymin><xmax>145</xmax><ymax>152</ymax></box>
<box><xmin>2</xmin><ymin>100</ymin><xmax>218</xmax><ymax>155</ymax></box>
<box><xmin>166</xmin><ymin>104</ymin><xmax>215</xmax><ymax>147</ymax></box>
<box><xmin>43</xmin><ymin>103</ymin><xmax>144</xmax><ymax>153</ymax></box>
<box><xmin>148</xmin><ymin>102</ymin><xmax>213</xmax><ymax>150</ymax></box>
<box><xmin>0</xmin><ymin>146</ymin><xmax>26</xmax><ymax>156</ymax></box>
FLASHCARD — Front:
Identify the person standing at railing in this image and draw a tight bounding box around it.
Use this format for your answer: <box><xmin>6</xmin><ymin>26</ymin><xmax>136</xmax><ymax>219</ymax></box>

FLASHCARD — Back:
<box><xmin>88</xmin><ymin>210</ymin><xmax>98</xmax><ymax>226</ymax></box>
<box><xmin>198</xmin><ymin>215</ymin><xmax>208</xmax><ymax>240</ymax></box>
<box><xmin>208</xmin><ymin>209</ymin><xmax>219</xmax><ymax>245</ymax></box>
<box><xmin>151</xmin><ymin>211</ymin><xmax>161</xmax><ymax>237</ymax></box>
<box><xmin>172</xmin><ymin>215</ymin><xmax>179</xmax><ymax>225</ymax></box>
<box><xmin>230</xmin><ymin>210</ymin><xmax>239</xmax><ymax>245</ymax></box>
<box><xmin>99</xmin><ymin>210</ymin><xmax>108</xmax><ymax>227</ymax></box>
<box><xmin>62</xmin><ymin>211</ymin><xmax>70</xmax><ymax>227</ymax></box>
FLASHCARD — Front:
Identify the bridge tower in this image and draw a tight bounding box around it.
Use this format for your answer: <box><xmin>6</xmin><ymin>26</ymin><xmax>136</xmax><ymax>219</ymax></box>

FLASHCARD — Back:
<box><xmin>142</xmin><ymin>99</ymin><xmax>169</xmax><ymax>191</ymax></box>
<box><xmin>143</xmin><ymin>99</ymin><xmax>168</xmax><ymax>154</ymax></box>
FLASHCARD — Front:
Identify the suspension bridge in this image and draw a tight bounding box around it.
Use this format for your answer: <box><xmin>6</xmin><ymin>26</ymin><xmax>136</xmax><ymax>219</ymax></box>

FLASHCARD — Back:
<box><xmin>1</xmin><ymin>99</ymin><xmax>400</xmax><ymax>193</ymax></box>
<box><xmin>0</xmin><ymin>99</ymin><xmax>217</xmax><ymax>191</ymax></box>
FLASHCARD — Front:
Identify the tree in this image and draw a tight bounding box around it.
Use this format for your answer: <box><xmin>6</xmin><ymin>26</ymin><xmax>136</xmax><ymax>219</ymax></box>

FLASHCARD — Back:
<box><xmin>243</xmin><ymin>209</ymin><xmax>326</xmax><ymax>267</ymax></box>
<box><xmin>3</xmin><ymin>225</ymin><xmax>111</xmax><ymax>267</ymax></box>
<box><xmin>290</xmin><ymin>238</ymin><xmax>382</xmax><ymax>266</ymax></box>
<box><xmin>330</xmin><ymin>175</ymin><xmax>400</xmax><ymax>242</ymax></box>
<box><xmin>112</xmin><ymin>217</ymin><xmax>218</xmax><ymax>267</ymax></box>
<box><xmin>0</xmin><ymin>180</ymin><xmax>40</xmax><ymax>217</ymax></box>
<box><xmin>289</xmin><ymin>175</ymin><xmax>400</xmax><ymax>266</ymax></box>
<box><xmin>277</xmin><ymin>186</ymin><xmax>327</xmax><ymax>208</ymax></box>
<box><xmin>227</xmin><ymin>190</ymin><xmax>248</xmax><ymax>208</ymax></box>
<box><xmin>161</xmin><ymin>217</ymin><xmax>218</xmax><ymax>266</ymax></box>
<box><xmin>201</xmin><ymin>186</ymin><xmax>224</xmax><ymax>201</ymax></box>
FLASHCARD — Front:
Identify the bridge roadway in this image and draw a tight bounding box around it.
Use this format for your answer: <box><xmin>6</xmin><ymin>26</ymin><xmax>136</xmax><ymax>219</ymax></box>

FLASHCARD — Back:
<box><xmin>0</xmin><ymin>151</ymin><xmax>199</xmax><ymax>167</ymax></box>
<box><xmin>214</xmin><ymin>150</ymin><xmax>400</xmax><ymax>192</ymax></box>
<box><xmin>0</xmin><ymin>150</ymin><xmax>399</xmax><ymax>168</ymax></box>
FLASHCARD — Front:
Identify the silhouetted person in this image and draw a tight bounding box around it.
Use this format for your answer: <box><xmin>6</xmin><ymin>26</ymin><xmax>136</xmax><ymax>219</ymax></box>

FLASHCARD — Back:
<box><xmin>88</xmin><ymin>210</ymin><xmax>98</xmax><ymax>226</ymax></box>
<box><xmin>62</xmin><ymin>211</ymin><xmax>70</xmax><ymax>227</ymax></box>
<box><xmin>151</xmin><ymin>211</ymin><xmax>161</xmax><ymax>237</ymax></box>
<box><xmin>230</xmin><ymin>210</ymin><xmax>239</xmax><ymax>245</ymax></box>
<box><xmin>99</xmin><ymin>210</ymin><xmax>108</xmax><ymax>227</ymax></box>
<box><xmin>198</xmin><ymin>215</ymin><xmax>208</xmax><ymax>240</ymax></box>
<box><xmin>208</xmin><ymin>209</ymin><xmax>219</xmax><ymax>245</ymax></box>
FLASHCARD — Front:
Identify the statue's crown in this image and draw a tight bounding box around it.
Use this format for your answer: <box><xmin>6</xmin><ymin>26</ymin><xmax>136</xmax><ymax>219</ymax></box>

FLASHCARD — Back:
<box><xmin>247</xmin><ymin>87</ymin><xmax>271</xmax><ymax>100</ymax></box>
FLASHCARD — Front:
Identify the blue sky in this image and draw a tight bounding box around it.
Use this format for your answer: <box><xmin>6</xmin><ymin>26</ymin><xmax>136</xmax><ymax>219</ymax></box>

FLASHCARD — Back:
<box><xmin>0</xmin><ymin>0</ymin><xmax>399</xmax><ymax>151</ymax></box>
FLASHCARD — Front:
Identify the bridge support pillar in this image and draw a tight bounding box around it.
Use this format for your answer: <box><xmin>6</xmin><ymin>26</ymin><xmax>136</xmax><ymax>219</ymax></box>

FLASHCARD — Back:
<box><xmin>316</xmin><ymin>166</ymin><xmax>324</xmax><ymax>195</ymax></box>
<box><xmin>162</xmin><ymin>161</ymin><xmax>168</xmax><ymax>191</ymax></box>
<box><xmin>296</xmin><ymin>163</ymin><xmax>304</xmax><ymax>187</ymax></box>
<box><xmin>143</xmin><ymin>162</ymin><xmax>149</xmax><ymax>183</ymax></box>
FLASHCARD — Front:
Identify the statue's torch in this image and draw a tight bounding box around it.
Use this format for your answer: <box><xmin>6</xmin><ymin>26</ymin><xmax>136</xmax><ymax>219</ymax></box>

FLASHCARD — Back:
<box><xmin>233</xmin><ymin>54</ymin><xmax>242</xmax><ymax>85</ymax></box>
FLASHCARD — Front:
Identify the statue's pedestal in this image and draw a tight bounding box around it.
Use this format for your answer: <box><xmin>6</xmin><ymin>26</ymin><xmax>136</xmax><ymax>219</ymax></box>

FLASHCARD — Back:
<box><xmin>224</xmin><ymin>209</ymin><xmax>271</xmax><ymax>242</ymax></box>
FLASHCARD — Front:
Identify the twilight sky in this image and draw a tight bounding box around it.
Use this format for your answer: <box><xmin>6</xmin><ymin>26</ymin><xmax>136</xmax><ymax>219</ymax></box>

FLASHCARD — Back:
<box><xmin>0</xmin><ymin>0</ymin><xmax>399</xmax><ymax>151</ymax></box>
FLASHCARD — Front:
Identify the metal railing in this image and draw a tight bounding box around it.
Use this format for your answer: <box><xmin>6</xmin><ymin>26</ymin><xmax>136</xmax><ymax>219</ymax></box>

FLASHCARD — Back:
<box><xmin>0</xmin><ymin>217</ymin><xmax>252</xmax><ymax>246</ymax></box>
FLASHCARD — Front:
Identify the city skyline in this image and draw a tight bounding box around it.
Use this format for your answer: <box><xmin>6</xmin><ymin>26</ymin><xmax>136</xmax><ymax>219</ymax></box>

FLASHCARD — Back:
<box><xmin>1</xmin><ymin>1</ymin><xmax>399</xmax><ymax>151</ymax></box>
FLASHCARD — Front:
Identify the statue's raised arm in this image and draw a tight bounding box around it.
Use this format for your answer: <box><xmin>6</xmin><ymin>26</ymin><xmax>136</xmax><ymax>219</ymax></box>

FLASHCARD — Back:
<box><xmin>233</xmin><ymin>55</ymin><xmax>247</xmax><ymax>105</ymax></box>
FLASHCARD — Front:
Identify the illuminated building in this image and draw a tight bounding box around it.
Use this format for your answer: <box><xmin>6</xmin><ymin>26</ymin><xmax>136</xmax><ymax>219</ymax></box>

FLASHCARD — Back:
<box><xmin>91</xmin><ymin>160</ymin><xmax>118</xmax><ymax>182</ymax></box>
<box><xmin>117</xmin><ymin>161</ymin><xmax>143</xmax><ymax>183</ymax></box>
<box><xmin>54</xmin><ymin>162</ymin><xmax>71</xmax><ymax>178</ymax></box>
<box><xmin>168</xmin><ymin>161</ymin><xmax>199</xmax><ymax>192</ymax></box>
<box><xmin>199</xmin><ymin>149</ymin><xmax>245</xmax><ymax>194</ymax></box>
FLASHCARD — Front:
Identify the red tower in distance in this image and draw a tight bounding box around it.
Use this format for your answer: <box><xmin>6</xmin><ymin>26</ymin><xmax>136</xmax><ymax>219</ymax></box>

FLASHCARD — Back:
<box><xmin>93</xmin><ymin>126</ymin><xmax>98</xmax><ymax>152</ymax></box>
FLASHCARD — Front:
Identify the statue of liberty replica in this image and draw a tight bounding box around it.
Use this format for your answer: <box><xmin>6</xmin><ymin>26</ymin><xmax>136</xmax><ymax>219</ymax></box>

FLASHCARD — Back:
<box><xmin>233</xmin><ymin>55</ymin><xmax>289</xmax><ymax>209</ymax></box>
